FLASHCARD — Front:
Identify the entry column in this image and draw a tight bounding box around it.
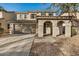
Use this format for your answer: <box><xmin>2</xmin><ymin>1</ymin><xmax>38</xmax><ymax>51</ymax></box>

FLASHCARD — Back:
<box><xmin>65</xmin><ymin>21</ymin><xmax>71</xmax><ymax>37</ymax></box>
<box><xmin>38</xmin><ymin>20</ymin><xmax>43</xmax><ymax>37</ymax></box>
<box><xmin>52</xmin><ymin>21</ymin><xmax>58</xmax><ymax>37</ymax></box>
<box><xmin>9</xmin><ymin>23</ymin><xmax>15</xmax><ymax>34</ymax></box>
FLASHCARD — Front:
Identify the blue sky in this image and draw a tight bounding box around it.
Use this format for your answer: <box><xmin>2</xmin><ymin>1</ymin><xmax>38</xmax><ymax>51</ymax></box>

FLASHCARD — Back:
<box><xmin>0</xmin><ymin>3</ymin><xmax>51</xmax><ymax>12</ymax></box>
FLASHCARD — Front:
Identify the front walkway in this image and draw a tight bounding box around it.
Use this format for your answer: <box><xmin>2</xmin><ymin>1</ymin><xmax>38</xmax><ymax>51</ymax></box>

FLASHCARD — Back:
<box><xmin>34</xmin><ymin>36</ymin><xmax>57</xmax><ymax>43</ymax></box>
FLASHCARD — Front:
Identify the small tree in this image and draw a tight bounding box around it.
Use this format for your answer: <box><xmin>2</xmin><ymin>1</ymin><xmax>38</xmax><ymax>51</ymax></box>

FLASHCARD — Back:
<box><xmin>48</xmin><ymin>3</ymin><xmax>79</xmax><ymax>17</ymax></box>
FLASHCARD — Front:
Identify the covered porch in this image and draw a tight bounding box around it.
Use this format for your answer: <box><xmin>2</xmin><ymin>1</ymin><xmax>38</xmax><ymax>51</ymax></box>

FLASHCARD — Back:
<box><xmin>37</xmin><ymin>16</ymin><xmax>74</xmax><ymax>37</ymax></box>
<box><xmin>9</xmin><ymin>20</ymin><xmax>36</xmax><ymax>34</ymax></box>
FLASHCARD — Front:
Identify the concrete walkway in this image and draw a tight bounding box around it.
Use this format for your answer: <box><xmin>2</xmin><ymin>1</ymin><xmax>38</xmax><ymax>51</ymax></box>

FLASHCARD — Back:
<box><xmin>34</xmin><ymin>36</ymin><xmax>57</xmax><ymax>43</ymax></box>
<box><xmin>0</xmin><ymin>34</ymin><xmax>35</xmax><ymax>56</ymax></box>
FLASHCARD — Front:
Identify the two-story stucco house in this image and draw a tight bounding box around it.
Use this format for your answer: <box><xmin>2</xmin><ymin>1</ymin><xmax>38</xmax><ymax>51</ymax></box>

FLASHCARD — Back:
<box><xmin>0</xmin><ymin>10</ymin><xmax>79</xmax><ymax>37</ymax></box>
<box><xmin>9</xmin><ymin>11</ymin><xmax>55</xmax><ymax>34</ymax></box>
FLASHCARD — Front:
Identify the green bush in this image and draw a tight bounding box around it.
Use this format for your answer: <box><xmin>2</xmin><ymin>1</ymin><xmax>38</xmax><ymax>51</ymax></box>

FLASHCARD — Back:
<box><xmin>0</xmin><ymin>28</ymin><xmax>4</xmax><ymax>34</ymax></box>
<box><xmin>71</xmin><ymin>28</ymin><xmax>77</xmax><ymax>36</ymax></box>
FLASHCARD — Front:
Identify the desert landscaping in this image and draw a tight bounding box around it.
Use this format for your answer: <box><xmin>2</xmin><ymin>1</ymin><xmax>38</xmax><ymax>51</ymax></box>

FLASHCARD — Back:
<box><xmin>29</xmin><ymin>35</ymin><xmax>79</xmax><ymax>56</ymax></box>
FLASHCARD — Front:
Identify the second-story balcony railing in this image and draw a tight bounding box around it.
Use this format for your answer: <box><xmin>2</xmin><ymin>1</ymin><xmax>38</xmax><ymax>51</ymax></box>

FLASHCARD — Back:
<box><xmin>36</xmin><ymin>16</ymin><xmax>76</xmax><ymax>20</ymax></box>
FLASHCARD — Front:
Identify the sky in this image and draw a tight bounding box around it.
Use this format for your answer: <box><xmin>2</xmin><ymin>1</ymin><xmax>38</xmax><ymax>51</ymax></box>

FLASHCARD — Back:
<box><xmin>0</xmin><ymin>3</ymin><xmax>51</xmax><ymax>12</ymax></box>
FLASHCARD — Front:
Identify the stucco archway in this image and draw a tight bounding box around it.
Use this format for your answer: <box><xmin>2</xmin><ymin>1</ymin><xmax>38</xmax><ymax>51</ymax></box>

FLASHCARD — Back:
<box><xmin>57</xmin><ymin>21</ymin><xmax>65</xmax><ymax>35</ymax></box>
<box><xmin>43</xmin><ymin>21</ymin><xmax>52</xmax><ymax>36</ymax></box>
<box><xmin>37</xmin><ymin>16</ymin><xmax>72</xmax><ymax>37</ymax></box>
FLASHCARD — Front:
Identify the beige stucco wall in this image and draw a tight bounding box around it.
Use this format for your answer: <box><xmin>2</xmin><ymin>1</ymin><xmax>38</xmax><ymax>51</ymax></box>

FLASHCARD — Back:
<box><xmin>17</xmin><ymin>13</ymin><xmax>36</xmax><ymax>20</ymax></box>
<box><xmin>16</xmin><ymin>12</ymin><xmax>55</xmax><ymax>20</ymax></box>
<box><xmin>0</xmin><ymin>11</ymin><xmax>16</xmax><ymax>33</ymax></box>
<box><xmin>0</xmin><ymin>20</ymin><xmax>8</xmax><ymax>33</ymax></box>
<box><xmin>3</xmin><ymin>12</ymin><xmax>16</xmax><ymax>21</ymax></box>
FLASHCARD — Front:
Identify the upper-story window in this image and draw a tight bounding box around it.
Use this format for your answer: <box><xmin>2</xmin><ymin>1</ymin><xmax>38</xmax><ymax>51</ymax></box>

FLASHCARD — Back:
<box><xmin>19</xmin><ymin>14</ymin><xmax>21</xmax><ymax>18</ymax></box>
<box><xmin>49</xmin><ymin>13</ymin><xmax>53</xmax><ymax>16</ymax></box>
<box><xmin>17</xmin><ymin>14</ymin><xmax>27</xmax><ymax>20</ymax></box>
<box><xmin>21</xmin><ymin>14</ymin><xmax>27</xmax><ymax>19</ymax></box>
<box><xmin>31</xmin><ymin>14</ymin><xmax>36</xmax><ymax>19</ymax></box>
<box><xmin>41</xmin><ymin>12</ymin><xmax>46</xmax><ymax>16</ymax></box>
<box><xmin>24</xmin><ymin>14</ymin><xmax>27</xmax><ymax>19</ymax></box>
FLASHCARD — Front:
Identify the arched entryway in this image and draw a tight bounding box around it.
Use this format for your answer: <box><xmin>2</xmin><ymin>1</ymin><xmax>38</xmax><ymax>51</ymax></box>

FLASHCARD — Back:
<box><xmin>43</xmin><ymin>21</ymin><xmax>52</xmax><ymax>36</ymax></box>
<box><xmin>57</xmin><ymin>21</ymin><xmax>65</xmax><ymax>35</ymax></box>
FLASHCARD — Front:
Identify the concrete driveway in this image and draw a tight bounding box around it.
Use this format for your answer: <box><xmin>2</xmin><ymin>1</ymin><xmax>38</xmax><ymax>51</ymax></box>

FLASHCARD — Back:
<box><xmin>0</xmin><ymin>34</ymin><xmax>35</xmax><ymax>56</ymax></box>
